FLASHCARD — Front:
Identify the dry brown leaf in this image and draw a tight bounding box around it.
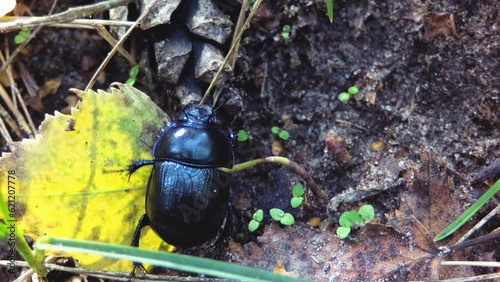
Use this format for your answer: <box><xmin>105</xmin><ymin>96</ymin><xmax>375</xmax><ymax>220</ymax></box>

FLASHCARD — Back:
<box><xmin>230</xmin><ymin>221</ymin><xmax>438</xmax><ymax>281</ymax></box>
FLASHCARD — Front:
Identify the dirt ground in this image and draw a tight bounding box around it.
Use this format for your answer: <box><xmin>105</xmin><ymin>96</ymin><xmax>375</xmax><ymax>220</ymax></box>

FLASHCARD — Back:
<box><xmin>0</xmin><ymin>0</ymin><xmax>498</xmax><ymax>281</ymax></box>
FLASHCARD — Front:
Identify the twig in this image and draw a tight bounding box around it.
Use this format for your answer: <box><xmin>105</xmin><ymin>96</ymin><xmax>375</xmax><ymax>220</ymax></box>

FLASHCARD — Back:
<box><xmin>0</xmin><ymin>83</ymin><xmax>31</xmax><ymax>137</ymax></box>
<box><xmin>454</xmin><ymin>204</ymin><xmax>500</xmax><ymax>244</ymax></box>
<box><xmin>430</xmin><ymin>272</ymin><xmax>500</xmax><ymax>282</ymax></box>
<box><xmin>0</xmin><ymin>0</ymin><xmax>134</xmax><ymax>32</ymax></box>
<box><xmin>0</xmin><ymin>106</ymin><xmax>15</xmax><ymax>142</ymax></box>
<box><xmin>229</xmin><ymin>0</ymin><xmax>248</xmax><ymax>69</ymax></box>
<box><xmin>446</xmin><ymin>231</ymin><xmax>500</xmax><ymax>252</ymax></box>
<box><xmin>85</xmin><ymin>0</ymin><xmax>160</xmax><ymax>90</ymax></box>
<box><xmin>0</xmin><ymin>50</ymin><xmax>34</xmax><ymax>137</ymax></box>
<box><xmin>94</xmin><ymin>25</ymin><xmax>136</xmax><ymax>65</ymax></box>
<box><xmin>8</xmin><ymin>61</ymin><xmax>37</xmax><ymax>136</ymax></box>
<box><xmin>440</xmin><ymin>261</ymin><xmax>500</xmax><ymax>267</ymax></box>
<box><xmin>1</xmin><ymin>17</ymin><xmax>135</xmax><ymax>28</ymax></box>
<box><xmin>200</xmin><ymin>0</ymin><xmax>264</xmax><ymax>104</ymax></box>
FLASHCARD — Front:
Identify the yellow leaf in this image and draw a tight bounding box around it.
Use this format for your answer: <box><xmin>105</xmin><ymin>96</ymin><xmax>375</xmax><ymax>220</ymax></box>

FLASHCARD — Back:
<box><xmin>0</xmin><ymin>83</ymin><xmax>173</xmax><ymax>271</ymax></box>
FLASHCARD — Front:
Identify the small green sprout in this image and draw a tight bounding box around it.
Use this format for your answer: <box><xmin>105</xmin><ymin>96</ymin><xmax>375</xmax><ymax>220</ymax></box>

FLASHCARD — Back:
<box><xmin>248</xmin><ymin>209</ymin><xmax>264</xmax><ymax>232</ymax></box>
<box><xmin>326</xmin><ymin>0</ymin><xmax>334</xmax><ymax>23</ymax></box>
<box><xmin>271</xmin><ymin>126</ymin><xmax>290</xmax><ymax>140</ymax></box>
<box><xmin>237</xmin><ymin>129</ymin><xmax>250</xmax><ymax>142</ymax></box>
<box><xmin>337</xmin><ymin>204</ymin><xmax>374</xmax><ymax>239</ymax></box>
<box><xmin>339</xmin><ymin>211</ymin><xmax>363</xmax><ymax>228</ymax></box>
<box><xmin>338</xmin><ymin>92</ymin><xmax>350</xmax><ymax>103</ymax></box>
<box><xmin>290</xmin><ymin>183</ymin><xmax>304</xmax><ymax>208</ymax></box>
<box><xmin>269</xmin><ymin>208</ymin><xmax>295</xmax><ymax>226</ymax></box>
<box><xmin>249</xmin><ymin>183</ymin><xmax>304</xmax><ymax>231</ymax></box>
<box><xmin>337</xmin><ymin>85</ymin><xmax>360</xmax><ymax>103</ymax></box>
<box><xmin>281</xmin><ymin>25</ymin><xmax>291</xmax><ymax>40</ymax></box>
<box><xmin>290</xmin><ymin>197</ymin><xmax>303</xmax><ymax>208</ymax></box>
<box><xmin>281</xmin><ymin>213</ymin><xmax>295</xmax><ymax>225</ymax></box>
<box><xmin>253</xmin><ymin>209</ymin><xmax>264</xmax><ymax>221</ymax></box>
<box><xmin>270</xmin><ymin>208</ymin><xmax>284</xmax><ymax>221</ymax></box>
<box><xmin>358</xmin><ymin>204</ymin><xmax>375</xmax><ymax>221</ymax></box>
<box><xmin>278</xmin><ymin>131</ymin><xmax>290</xmax><ymax>140</ymax></box>
<box><xmin>125</xmin><ymin>65</ymin><xmax>140</xmax><ymax>86</ymax></box>
<box><xmin>348</xmin><ymin>86</ymin><xmax>359</xmax><ymax>95</ymax></box>
<box><xmin>14</xmin><ymin>28</ymin><xmax>31</xmax><ymax>44</ymax></box>
<box><xmin>336</xmin><ymin>226</ymin><xmax>350</xmax><ymax>238</ymax></box>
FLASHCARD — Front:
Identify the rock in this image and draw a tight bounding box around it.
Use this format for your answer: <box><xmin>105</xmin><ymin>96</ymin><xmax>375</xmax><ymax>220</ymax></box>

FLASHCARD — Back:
<box><xmin>174</xmin><ymin>72</ymin><xmax>203</xmax><ymax>106</ymax></box>
<box><xmin>192</xmin><ymin>42</ymin><xmax>231</xmax><ymax>86</ymax></box>
<box><xmin>140</xmin><ymin>0</ymin><xmax>182</xmax><ymax>29</ymax></box>
<box><xmin>153</xmin><ymin>27</ymin><xmax>192</xmax><ymax>84</ymax></box>
<box><xmin>183</xmin><ymin>0</ymin><xmax>234</xmax><ymax>44</ymax></box>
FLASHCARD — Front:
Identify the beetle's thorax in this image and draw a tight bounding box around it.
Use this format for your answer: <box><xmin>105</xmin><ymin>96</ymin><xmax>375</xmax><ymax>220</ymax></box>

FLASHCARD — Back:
<box><xmin>152</xmin><ymin>105</ymin><xmax>234</xmax><ymax>168</ymax></box>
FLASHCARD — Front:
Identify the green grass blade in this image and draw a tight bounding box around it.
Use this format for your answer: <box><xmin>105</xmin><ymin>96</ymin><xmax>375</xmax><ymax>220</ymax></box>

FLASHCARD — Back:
<box><xmin>433</xmin><ymin>178</ymin><xmax>500</xmax><ymax>242</ymax></box>
<box><xmin>36</xmin><ymin>237</ymin><xmax>311</xmax><ymax>282</ymax></box>
<box><xmin>326</xmin><ymin>0</ymin><xmax>334</xmax><ymax>22</ymax></box>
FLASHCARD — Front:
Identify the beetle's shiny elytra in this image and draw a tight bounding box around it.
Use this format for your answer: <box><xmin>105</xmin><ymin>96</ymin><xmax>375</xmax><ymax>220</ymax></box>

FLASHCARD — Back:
<box><xmin>129</xmin><ymin>104</ymin><xmax>234</xmax><ymax>248</ymax></box>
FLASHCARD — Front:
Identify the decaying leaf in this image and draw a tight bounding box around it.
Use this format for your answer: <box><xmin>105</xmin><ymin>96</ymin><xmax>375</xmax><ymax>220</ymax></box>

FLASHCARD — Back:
<box><xmin>231</xmin><ymin>154</ymin><xmax>478</xmax><ymax>280</ymax></box>
<box><xmin>230</xmin><ymin>221</ymin><xmax>436</xmax><ymax>281</ymax></box>
<box><xmin>400</xmin><ymin>155</ymin><xmax>465</xmax><ymax>240</ymax></box>
<box><xmin>423</xmin><ymin>12</ymin><xmax>459</xmax><ymax>42</ymax></box>
<box><xmin>0</xmin><ymin>83</ymin><xmax>172</xmax><ymax>271</ymax></box>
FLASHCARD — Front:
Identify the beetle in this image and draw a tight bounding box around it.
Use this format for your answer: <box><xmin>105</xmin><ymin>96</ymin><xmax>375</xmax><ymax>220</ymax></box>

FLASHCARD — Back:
<box><xmin>128</xmin><ymin>104</ymin><xmax>235</xmax><ymax>250</ymax></box>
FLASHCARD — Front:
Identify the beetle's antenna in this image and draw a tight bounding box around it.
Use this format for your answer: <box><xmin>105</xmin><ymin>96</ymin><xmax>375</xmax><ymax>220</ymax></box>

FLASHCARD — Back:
<box><xmin>199</xmin><ymin>0</ymin><xmax>263</xmax><ymax>105</ymax></box>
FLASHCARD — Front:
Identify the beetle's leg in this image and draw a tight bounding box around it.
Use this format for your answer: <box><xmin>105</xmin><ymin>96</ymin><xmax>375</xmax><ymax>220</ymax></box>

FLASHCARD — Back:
<box><xmin>130</xmin><ymin>214</ymin><xmax>151</xmax><ymax>277</ymax></box>
<box><xmin>127</xmin><ymin>160</ymin><xmax>155</xmax><ymax>179</ymax></box>
<box><xmin>131</xmin><ymin>214</ymin><xmax>151</xmax><ymax>247</ymax></box>
<box><xmin>128</xmin><ymin>160</ymin><xmax>155</xmax><ymax>174</ymax></box>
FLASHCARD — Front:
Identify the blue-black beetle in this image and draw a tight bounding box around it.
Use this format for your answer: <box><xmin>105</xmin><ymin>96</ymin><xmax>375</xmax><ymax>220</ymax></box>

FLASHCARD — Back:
<box><xmin>128</xmin><ymin>104</ymin><xmax>235</xmax><ymax>248</ymax></box>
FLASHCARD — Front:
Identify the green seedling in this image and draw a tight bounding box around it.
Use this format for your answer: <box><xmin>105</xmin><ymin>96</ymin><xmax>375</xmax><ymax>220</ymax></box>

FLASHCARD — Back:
<box><xmin>326</xmin><ymin>0</ymin><xmax>334</xmax><ymax>22</ymax></box>
<box><xmin>271</xmin><ymin>126</ymin><xmax>290</xmax><ymax>140</ymax></box>
<box><xmin>269</xmin><ymin>208</ymin><xmax>295</xmax><ymax>226</ymax></box>
<box><xmin>291</xmin><ymin>183</ymin><xmax>304</xmax><ymax>208</ymax></box>
<box><xmin>125</xmin><ymin>65</ymin><xmax>139</xmax><ymax>86</ymax></box>
<box><xmin>336</xmin><ymin>226</ymin><xmax>350</xmax><ymax>238</ymax></box>
<box><xmin>359</xmin><ymin>204</ymin><xmax>375</xmax><ymax>221</ymax></box>
<box><xmin>348</xmin><ymin>86</ymin><xmax>359</xmax><ymax>95</ymax></box>
<box><xmin>248</xmin><ymin>183</ymin><xmax>304</xmax><ymax>232</ymax></box>
<box><xmin>337</xmin><ymin>85</ymin><xmax>360</xmax><ymax>103</ymax></box>
<box><xmin>236</xmin><ymin>129</ymin><xmax>250</xmax><ymax>142</ymax></box>
<box><xmin>281</xmin><ymin>25</ymin><xmax>291</xmax><ymax>40</ymax></box>
<box><xmin>248</xmin><ymin>209</ymin><xmax>264</xmax><ymax>232</ymax></box>
<box><xmin>338</xmin><ymin>92</ymin><xmax>350</xmax><ymax>103</ymax></box>
<box><xmin>14</xmin><ymin>28</ymin><xmax>31</xmax><ymax>44</ymax></box>
<box><xmin>336</xmin><ymin>204</ymin><xmax>374</xmax><ymax>239</ymax></box>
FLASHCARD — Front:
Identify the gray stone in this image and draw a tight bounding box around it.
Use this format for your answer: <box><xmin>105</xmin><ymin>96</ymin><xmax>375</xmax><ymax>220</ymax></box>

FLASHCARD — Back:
<box><xmin>153</xmin><ymin>27</ymin><xmax>192</xmax><ymax>84</ymax></box>
<box><xmin>184</xmin><ymin>0</ymin><xmax>234</xmax><ymax>44</ymax></box>
<box><xmin>192</xmin><ymin>42</ymin><xmax>232</xmax><ymax>87</ymax></box>
<box><xmin>140</xmin><ymin>0</ymin><xmax>182</xmax><ymax>29</ymax></box>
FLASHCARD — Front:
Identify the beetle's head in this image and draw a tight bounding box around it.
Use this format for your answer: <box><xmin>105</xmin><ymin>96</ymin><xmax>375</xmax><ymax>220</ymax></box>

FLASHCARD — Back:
<box><xmin>178</xmin><ymin>104</ymin><xmax>219</xmax><ymax>126</ymax></box>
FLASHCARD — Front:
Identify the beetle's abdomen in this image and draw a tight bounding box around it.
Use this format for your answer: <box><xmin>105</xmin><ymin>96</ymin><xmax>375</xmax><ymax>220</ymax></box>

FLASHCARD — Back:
<box><xmin>153</xmin><ymin>125</ymin><xmax>233</xmax><ymax>168</ymax></box>
<box><xmin>146</xmin><ymin>161</ymin><xmax>230</xmax><ymax>247</ymax></box>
